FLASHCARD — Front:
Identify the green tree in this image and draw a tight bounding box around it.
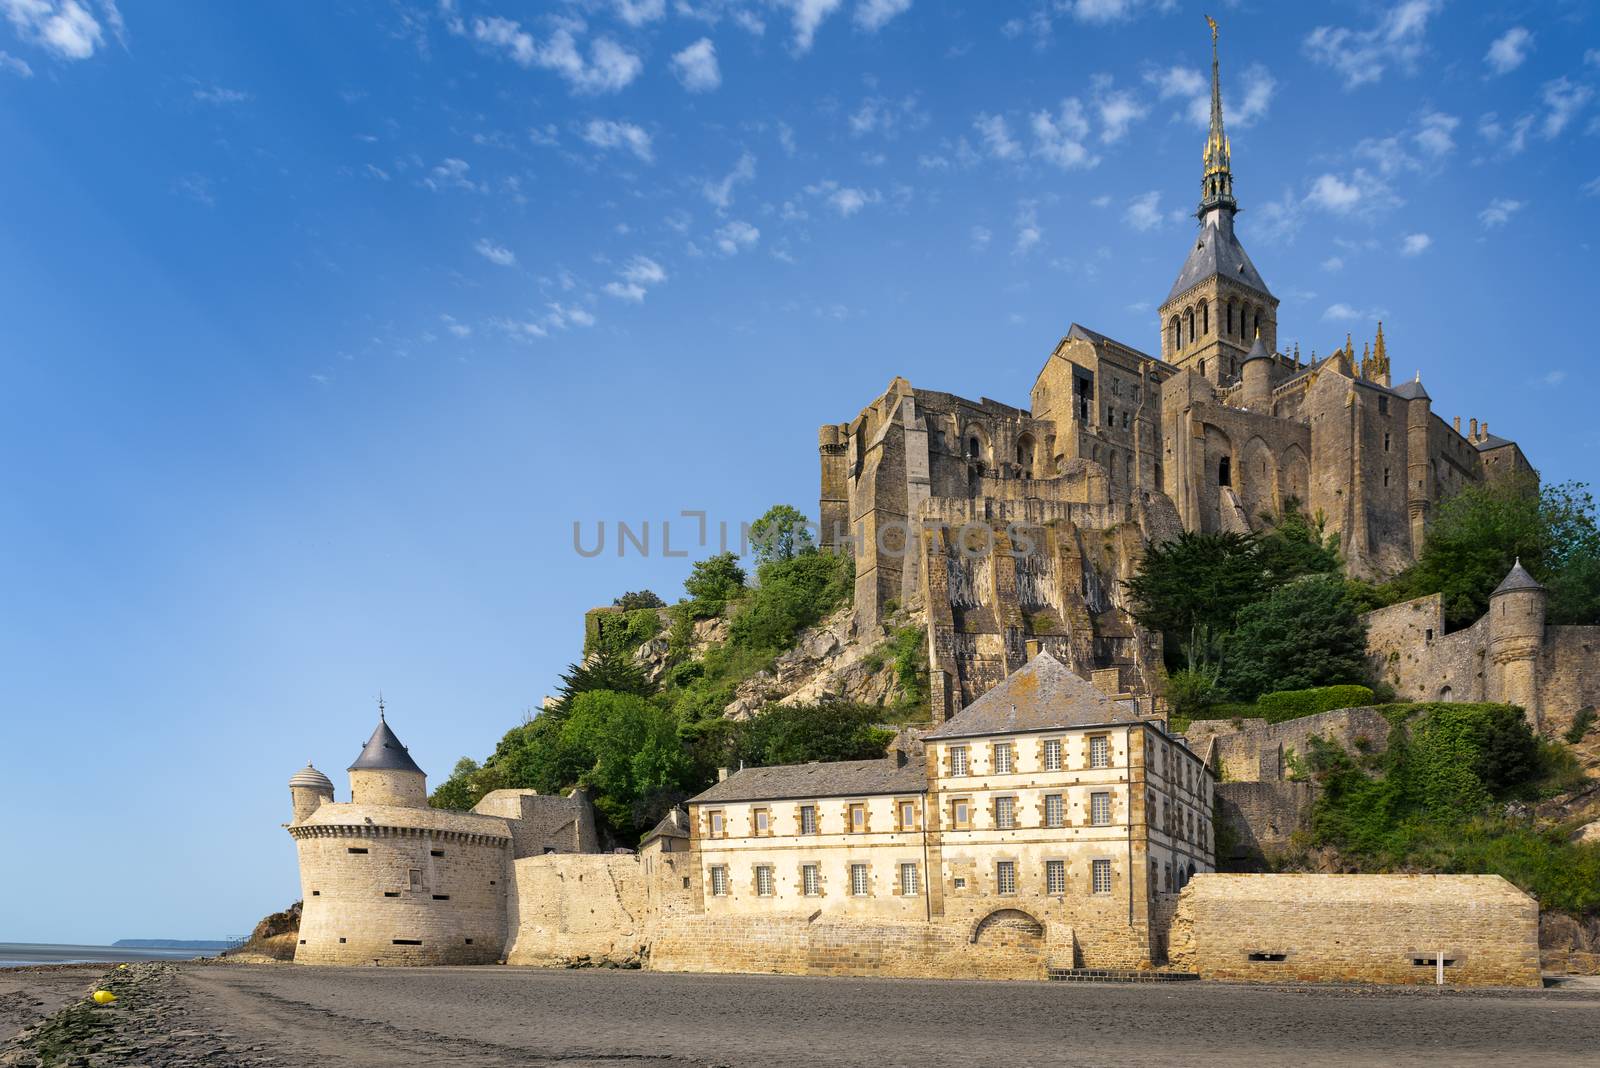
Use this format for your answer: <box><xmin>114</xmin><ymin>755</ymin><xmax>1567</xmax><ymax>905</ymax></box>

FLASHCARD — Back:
<box><xmin>1255</xmin><ymin>500</ymin><xmax>1341</xmax><ymax>586</ymax></box>
<box><xmin>732</xmin><ymin>702</ymin><xmax>895</xmax><ymax>768</ymax></box>
<box><xmin>1404</xmin><ymin>476</ymin><xmax>1547</xmax><ymax>628</ymax></box>
<box><xmin>748</xmin><ymin>504</ymin><xmax>816</xmax><ymax>565</ymax></box>
<box><xmin>552</xmin><ymin>648</ymin><xmax>656</xmax><ymax>712</ymax></box>
<box><xmin>559</xmin><ymin>690</ymin><xmax>692</xmax><ymax>832</ymax></box>
<box><xmin>613</xmin><ymin>589</ymin><xmax>665</xmax><ymax>611</ymax></box>
<box><xmin>429</xmin><ymin>757</ymin><xmax>486</xmax><ymax>811</ymax></box>
<box><xmin>1125</xmin><ymin>531</ymin><xmax>1265</xmax><ymax>655</ymax></box>
<box><xmin>1539</xmin><ymin>482</ymin><xmax>1600</xmax><ymax>625</ymax></box>
<box><xmin>683</xmin><ymin>551</ymin><xmax>747</xmax><ymax>617</ymax></box>
<box><xmin>1221</xmin><ymin>574</ymin><xmax>1368</xmax><ymax>700</ymax></box>
<box><xmin>729</xmin><ymin>551</ymin><xmax>853</xmax><ymax>652</ymax></box>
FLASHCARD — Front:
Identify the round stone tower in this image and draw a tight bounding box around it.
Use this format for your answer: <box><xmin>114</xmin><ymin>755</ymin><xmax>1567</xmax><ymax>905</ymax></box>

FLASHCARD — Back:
<box><xmin>288</xmin><ymin>763</ymin><xmax>335</xmax><ymax>824</ymax></box>
<box><xmin>1240</xmin><ymin>333</ymin><xmax>1273</xmax><ymax>412</ymax></box>
<box><xmin>348</xmin><ymin>713</ymin><xmax>428</xmax><ymax>807</ymax></box>
<box><xmin>1488</xmin><ymin>558</ymin><xmax>1546</xmax><ymax>730</ymax></box>
<box><xmin>287</xmin><ymin>713</ymin><xmax>514</xmax><ymax>965</ymax></box>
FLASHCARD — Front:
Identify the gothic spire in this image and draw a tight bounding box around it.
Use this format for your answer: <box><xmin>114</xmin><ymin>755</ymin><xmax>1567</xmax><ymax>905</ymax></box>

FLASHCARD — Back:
<box><xmin>1199</xmin><ymin>15</ymin><xmax>1236</xmax><ymax>218</ymax></box>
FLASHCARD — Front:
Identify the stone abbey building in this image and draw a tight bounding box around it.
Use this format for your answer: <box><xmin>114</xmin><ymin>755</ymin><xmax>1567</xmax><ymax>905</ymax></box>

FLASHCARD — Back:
<box><xmin>817</xmin><ymin>28</ymin><xmax>1535</xmax><ymax>718</ymax></box>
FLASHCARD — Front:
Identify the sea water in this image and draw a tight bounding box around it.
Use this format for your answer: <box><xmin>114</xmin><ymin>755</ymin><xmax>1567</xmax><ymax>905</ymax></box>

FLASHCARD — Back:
<box><xmin>0</xmin><ymin>944</ymin><xmax>214</xmax><ymax>968</ymax></box>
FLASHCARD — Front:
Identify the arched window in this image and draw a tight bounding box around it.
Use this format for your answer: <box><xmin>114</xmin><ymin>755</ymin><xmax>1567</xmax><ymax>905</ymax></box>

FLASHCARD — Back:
<box><xmin>1226</xmin><ymin>301</ymin><xmax>1235</xmax><ymax>336</ymax></box>
<box><xmin>967</xmin><ymin>436</ymin><xmax>981</xmax><ymax>459</ymax></box>
<box><xmin>1218</xmin><ymin>456</ymin><xmax>1231</xmax><ymax>486</ymax></box>
<box><xmin>1199</xmin><ymin>358</ymin><xmax>1206</xmax><ymax>377</ymax></box>
<box><xmin>1240</xmin><ymin>304</ymin><xmax>1250</xmax><ymax>339</ymax></box>
<box><xmin>1170</xmin><ymin>317</ymin><xmax>1181</xmax><ymax>351</ymax></box>
<box><xmin>1015</xmin><ymin>435</ymin><xmax>1035</xmax><ymax>478</ymax></box>
<box><xmin>1185</xmin><ymin>308</ymin><xmax>1195</xmax><ymax>344</ymax></box>
<box><xmin>1200</xmin><ymin>301</ymin><xmax>1209</xmax><ymax>335</ymax></box>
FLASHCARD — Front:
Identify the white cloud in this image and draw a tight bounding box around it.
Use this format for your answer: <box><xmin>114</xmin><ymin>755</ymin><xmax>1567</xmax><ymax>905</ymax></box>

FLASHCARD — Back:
<box><xmin>467</xmin><ymin>16</ymin><xmax>642</xmax><ymax>94</ymax></box>
<box><xmin>1</xmin><ymin>0</ymin><xmax>104</xmax><ymax>59</ymax></box>
<box><xmin>828</xmin><ymin>186</ymin><xmax>878</xmax><ymax>216</ymax></box>
<box><xmin>0</xmin><ymin>50</ymin><xmax>32</xmax><ymax>76</ymax></box>
<box><xmin>1013</xmin><ymin>201</ymin><xmax>1041</xmax><ymax>256</ymax></box>
<box><xmin>1583</xmin><ymin>176</ymin><xmax>1600</xmax><ymax>198</ymax></box>
<box><xmin>1123</xmin><ymin>190</ymin><xmax>1164</xmax><ymax>232</ymax></box>
<box><xmin>1540</xmin><ymin>77</ymin><xmax>1593</xmax><ymax>139</ymax></box>
<box><xmin>614</xmin><ymin>0</ymin><xmax>665</xmax><ymax>27</ymax></box>
<box><xmin>1147</xmin><ymin>65</ymin><xmax>1204</xmax><ymax>100</ymax></box>
<box><xmin>603</xmin><ymin>254</ymin><xmax>668</xmax><ymax>302</ymax></box>
<box><xmin>1305</xmin><ymin>173</ymin><xmax>1361</xmax><ymax>213</ymax></box>
<box><xmin>1322</xmin><ymin>256</ymin><xmax>1344</xmax><ymax>272</ymax></box>
<box><xmin>1538</xmin><ymin>370</ymin><xmax>1567</xmax><ymax>387</ymax></box>
<box><xmin>854</xmin><ymin>0</ymin><xmax>911</xmax><ymax>32</ymax></box>
<box><xmin>423</xmin><ymin>157</ymin><xmax>484</xmax><ymax>193</ymax></box>
<box><xmin>1304</xmin><ymin>170</ymin><xmax>1397</xmax><ymax>215</ymax></box>
<box><xmin>1478</xmin><ymin>197</ymin><xmax>1524</xmax><ymax>229</ymax></box>
<box><xmin>1031</xmin><ymin>99</ymin><xmax>1097</xmax><ymax>169</ymax></box>
<box><xmin>973</xmin><ymin>112</ymin><xmax>1021</xmax><ymax>160</ymax></box>
<box><xmin>1399</xmin><ymin>232</ymin><xmax>1431</xmax><ymax>256</ymax></box>
<box><xmin>1485</xmin><ymin>26</ymin><xmax>1533</xmax><ymax>76</ymax></box>
<box><xmin>1323</xmin><ymin>303</ymin><xmax>1386</xmax><ymax>322</ymax></box>
<box><xmin>1303</xmin><ymin>0</ymin><xmax>1440</xmax><ymax>88</ymax></box>
<box><xmin>703</xmin><ymin>150</ymin><xmax>756</xmax><ymax>208</ymax></box>
<box><xmin>193</xmin><ymin>84</ymin><xmax>250</xmax><ymax>105</ymax></box>
<box><xmin>1092</xmin><ymin>76</ymin><xmax>1147</xmax><ymax>144</ymax></box>
<box><xmin>1163</xmin><ymin>62</ymin><xmax>1275</xmax><ymax>130</ymax></box>
<box><xmin>581</xmin><ymin>119</ymin><xmax>654</xmax><ymax>162</ymax></box>
<box><xmin>671</xmin><ymin>37</ymin><xmax>720</xmax><ymax>92</ymax></box>
<box><xmin>786</xmin><ymin>0</ymin><xmax>843</xmax><ymax>53</ymax></box>
<box><xmin>546</xmin><ymin>302</ymin><xmax>596</xmax><ymax>329</ymax></box>
<box><xmin>1587</xmin><ymin>49</ymin><xmax>1600</xmax><ymax>68</ymax></box>
<box><xmin>474</xmin><ymin>238</ymin><xmax>516</xmax><ymax>266</ymax></box>
<box><xmin>714</xmin><ymin>219</ymin><xmax>760</xmax><ymax>254</ymax></box>
<box><xmin>1067</xmin><ymin>0</ymin><xmax>1165</xmax><ymax>24</ymax></box>
<box><xmin>970</xmin><ymin>225</ymin><xmax>991</xmax><ymax>250</ymax></box>
<box><xmin>1414</xmin><ymin>110</ymin><xmax>1458</xmax><ymax>158</ymax></box>
<box><xmin>441</xmin><ymin>314</ymin><xmax>472</xmax><ymax>338</ymax></box>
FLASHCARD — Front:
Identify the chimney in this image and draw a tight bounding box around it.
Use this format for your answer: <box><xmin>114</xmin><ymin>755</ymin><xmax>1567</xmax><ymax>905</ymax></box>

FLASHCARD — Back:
<box><xmin>717</xmin><ymin>767</ymin><xmax>729</xmax><ymax>782</ymax></box>
<box><xmin>1470</xmin><ymin>418</ymin><xmax>1479</xmax><ymax>440</ymax></box>
<box><xmin>1481</xmin><ymin>422</ymin><xmax>1489</xmax><ymax>440</ymax></box>
<box><xmin>1453</xmin><ymin>416</ymin><xmax>1461</xmax><ymax>434</ymax></box>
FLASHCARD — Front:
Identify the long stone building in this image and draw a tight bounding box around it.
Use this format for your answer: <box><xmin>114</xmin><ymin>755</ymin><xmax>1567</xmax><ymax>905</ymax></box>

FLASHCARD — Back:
<box><xmin>817</xmin><ymin>25</ymin><xmax>1534</xmax><ymax>719</ymax></box>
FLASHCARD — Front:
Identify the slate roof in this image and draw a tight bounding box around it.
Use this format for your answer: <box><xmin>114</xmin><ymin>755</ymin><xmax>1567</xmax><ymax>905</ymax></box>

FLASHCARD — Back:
<box><xmin>348</xmin><ymin>716</ymin><xmax>425</xmax><ymax>774</ymax></box>
<box><xmin>1475</xmin><ymin>432</ymin><xmax>1516</xmax><ymax>452</ymax></box>
<box><xmin>1065</xmin><ymin>322</ymin><xmax>1155</xmax><ymax>362</ymax></box>
<box><xmin>924</xmin><ymin>651</ymin><xmax>1145</xmax><ymax>741</ymax></box>
<box><xmin>641</xmin><ymin>806</ymin><xmax>691</xmax><ymax>844</ymax></box>
<box><xmin>1391</xmin><ymin>378</ymin><xmax>1430</xmax><ymax>400</ymax></box>
<box><xmin>288</xmin><ymin>763</ymin><xmax>333</xmax><ymax>791</ymax></box>
<box><xmin>1492</xmin><ymin>558</ymin><xmax>1544</xmax><ymax>596</ymax></box>
<box><xmin>1242</xmin><ymin>333</ymin><xmax>1272</xmax><ymax>363</ymax></box>
<box><xmin>1166</xmin><ymin>210</ymin><xmax>1273</xmax><ymax>304</ymax></box>
<box><xmin>690</xmin><ymin>757</ymin><xmax>926</xmax><ymax>804</ymax></box>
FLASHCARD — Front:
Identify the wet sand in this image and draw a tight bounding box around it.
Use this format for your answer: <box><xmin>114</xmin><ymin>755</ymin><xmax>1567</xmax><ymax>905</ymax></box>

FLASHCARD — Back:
<box><xmin>5</xmin><ymin>962</ymin><xmax>1599</xmax><ymax>1067</ymax></box>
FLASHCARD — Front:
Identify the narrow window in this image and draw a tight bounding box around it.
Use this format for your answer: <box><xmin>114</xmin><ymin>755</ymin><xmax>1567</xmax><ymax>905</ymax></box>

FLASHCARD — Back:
<box><xmin>1199</xmin><ymin>358</ymin><xmax>1206</xmax><ymax>377</ymax></box>
<box><xmin>800</xmin><ymin>804</ymin><xmax>818</xmax><ymax>835</ymax></box>
<box><xmin>311</xmin><ymin>890</ymin><xmax>320</xmax><ymax>896</ymax></box>
<box><xmin>1107</xmin><ymin>405</ymin><xmax>1115</xmax><ymax>426</ymax></box>
<box><xmin>900</xmin><ymin>863</ymin><xmax>920</xmax><ymax>896</ymax></box>
<box><xmin>849</xmin><ymin>803</ymin><xmax>866</xmax><ymax>832</ymax></box>
<box><xmin>898</xmin><ymin>799</ymin><xmax>916</xmax><ymax>831</ymax></box>
<box><xmin>710</xmin><ymin>866</ymin><xmax>729</xmax><ymax>896</ymax></box>
<box><xmin>465</xmin><ymin>939</ymin><xmax>473</xmax><ymax>945</ymax></box>
<box><xmin>850</xmin><ymin>863</ymin><xmax>870</xmax><ymax>897</ymax></box>
<box><xmin>384</xmin><ymin>891</ymin><xmax>399</xmax><ymax>898</ymax></box>
<box><xmin>1122</xmin><ymin>410</ymin><xmax>1130</xmax><ymax>429</ymax></box>
<box><xmin>1044</xmin><ymin>738</ymin><xmax>1062</xmax><ymax>772</ymax></box>
<box><xmin>996</xmin><ymin>860</ymin><xmax>1017</xmax><ymax>895</ymax></box>
<box><xmin>432</xmin><ymin>894</ymin><xmax>449</xmax><ymax>901</ymax></box>
<box><xmin>1089</xmin><ymin>735</ymin><xmax>1110</xmax><ymax>769</ymax></box>
<box><xmin>756</xmin><ymin>865</ymin><xmax>775</xmax><ymax>897</ymax></box>
<box><xmin>1201</xmin><ymin>301</ymin><xmax>1209</xmax><ymax>335</ymax></box>
<box><xmin>1091</xmin><ymin>859</ymin><xmax>1112</xmax><ymax>895</ymax></box>
<box><xmin>339</xmin><ymin>937</ymin><xmax>347</xmax><ymax>943</ymax></box>
<box><xmin>1249</xmin><ymin>952</ymin><xmax>1288</xmax><ymax>962</ymax></box>
<box><xmin>409</xmin><ymin>869</ymin><xmax>421</xmax><ymax>889</ymax></box>
<box><xmin>951</xmin><ymin>798</ymin><xmax>971</xmax><ymax>829</ymax></box>
<box><xmin>1046</xmin><ymin>860</ymin><xmax>1067</xmax><ymax>895</ymax></box>
<box><xmin>347</xmin><ymin>847</ymin><xmax>368</xmax><ymax>855</ymax></box>
<box><xmin>1170</xmin><ymin>317</ymin><xmax>1180</xmax><ymax>350</ymax></box>
<box><xmin>1378</xmin><ymin>395</ymin><xmax>1389</xmax><ymax>415</ymax></box>
<box><xmin>1091</xmin><ymin>792</ymin><xmax>1111</xmax><ymax>826</ymax></box>
<box><xmin>967</xmin><ymin>436</ymin><xmax>980</xmax><ymax>459</ymax></box>
<box><xmin>392</xmin><ymin>939</ymin><xmax>422</xmax><ymax>946</ymax></box>
<box><xmin>993</xmin><ymin>742</ymin><xmax>1014</xmax><ymax>774</ymax></box>
<box><xmin>995</xmin><ymin>796</ymin><xmax>1017</xmax><ymax>830</ymax></box>
<box><xmin>430</xmin><ymin>849</ymin><xmax>444</xmax><ymax>858</ymax></box>
<box><xmin>1164</xmin><ymin>863</ymin><xmax>1173</xmax><ymax>892</ymax></box>
<box><xmin>1045</xmin><ymin>794</ymin><xmax>1065</xmax><ymax>828</ymax></box>
<box><xmin>1218</xmin><ymin>455</ymin><xmax>1231</xmax><ymax>487</ymax></box>
<box><xmin>802</xmin><ymin>864</ymin><xmax>821</xmax><ymax>896</ymax></box>
<box><xmin>1384</xmin><ymin>432</ymin><xmax>1391</xmax><ymax>452</ymax></box>
<box><xmin>708</xmin><ymin>810</ymin><xmax>725</xmax><ymax>838</ymax></box>
<box><xmin>754</xmin><ymin>808</ymin><xmax>770</xmax><ymax>835</ymax></box>
<box><xmin>949</xmin><ymin>746</ymin><xmax>969</xmax><ymax>776</ymax></box>
<box><xmin>1383</xmin><ymin>467</ymin><xmax>1390</xmax><ymax>487</ymax></box>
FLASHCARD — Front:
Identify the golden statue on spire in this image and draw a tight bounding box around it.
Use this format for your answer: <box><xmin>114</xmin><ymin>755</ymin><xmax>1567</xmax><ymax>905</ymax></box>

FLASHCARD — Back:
<box><xmin>1206</xmin><ymin>14</ymin><xmax>1218</xmax><ymax>42</ymax></box>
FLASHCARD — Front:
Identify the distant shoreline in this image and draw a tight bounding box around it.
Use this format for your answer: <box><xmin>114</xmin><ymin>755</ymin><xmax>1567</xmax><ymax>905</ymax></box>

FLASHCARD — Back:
<box><xmin>0</xmin><ymin>943</ymin><xmax>218</xmax><ymax>968</ymax></box>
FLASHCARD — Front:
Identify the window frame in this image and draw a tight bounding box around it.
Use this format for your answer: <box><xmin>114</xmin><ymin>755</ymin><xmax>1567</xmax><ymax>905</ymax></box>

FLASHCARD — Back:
<box><xmin>799</xmin><ymin>804</ymin><xmax>818</xmax><ymax>835</ymax></box>
<box><xmin>710</xmin><ymin>865</ymin><xmax>730</xmax><ymax>897</ymax></box>
<box><xmin>900</xmin><ymin>862</ymin><xmax>920</xmax><ymax>897</ymax></box>
<box><xmin>1090</xmin><ymin>791</ymin><xmax>1112</xmax><ymax>826</ymax></box>
<box><xmin>996</xmin><ymin>860</ymin><xmax>1017</xmax><ymax>896</ymax></box>
<box><xmin>802</xmin><ymin>863</ymin><xmax>821</xmax><ymax>897</ymax></box>
<box><xmin>1043</xmin><ymin>738</ymin><xmax>1062</xmax><ymax>772</ymax></box>
<box><xmin>950</xmin><ymin>797</ymin><xmax>972</xmax><ymax>830</ymax></box>
<box><xmin>1091</xmin><ymin>858</ymin><xmax>1112</xmax><ymax>895</ymax></box>
<box><xmin>1044</xmin><ymin>792</ymin><xmax>1065</xmax><ymax>828</ymax></box>
<box><xmin>753</xmin><ymin>807</ymin><xmax>771</xmax><ymax>836</ymax></box>
<box><xmin>848</xmin><ymin>802</ymin><xmax>867</xmax><ymax>833</ymax></box>
<box><xmin>1089</xmin><ymin>735</ymin><xmax>1110</xmax><ymax>769</ymax></box>
<box><xmin>993</xmin><ymin>742</ymin><xmax>1014</xmax><ymax>775</ymax></box>
<box><xmin>707</xmin><ymin>809</ymin><xmax>726</xmax><ymax>839</ymax></box>
<box><xmin>995</xmin><ymin>794</ymin><xmax>1018</xmax><ymax>830</ymax></box>
<box><xmin>850</xmin><ymin>863</ymin><xmax>870</xmax><ymax>897</ymax></box>
<box><xmin>1045</xmin><ymin>859</ymin><xmax>1067</xmax><ymax>896</ymax></box>
<box><xmin>949</xmin><ymin>745</ymin><xmax>969</xmax><ymax>777</ymax></box>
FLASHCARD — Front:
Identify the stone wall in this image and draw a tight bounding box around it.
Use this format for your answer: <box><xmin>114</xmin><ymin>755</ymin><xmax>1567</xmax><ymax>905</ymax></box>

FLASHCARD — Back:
<box><xmin>649</xmin><ymin>912</ymin><xmax>1073</xmax><ymax>981</ymax></box>
<box><xmin>504</xmin><ymin>854</ymin><xmax>650</xmax><ymax>966</ymax></box>
<box><xmin>1215</xmin><ymin>782</ymin><xmax>1314</xmax><ymax>865</ymax></box>
<box><xmin>1184</xmin><ymin>707</ymin><xmax>1392</xmax><ymax>783</ymax></box>
<box><xmin>1168</xmin><ymin>873</ymin><xmax>1541</xmax><ymax>987</ymax></box>
<box><xmin>473</xmin><ymin>789</ymin><xmax>600</xmax><ymax>857</ymax></box>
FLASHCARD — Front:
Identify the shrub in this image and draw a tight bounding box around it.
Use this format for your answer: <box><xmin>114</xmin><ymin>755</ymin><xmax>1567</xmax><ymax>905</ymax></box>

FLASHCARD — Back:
<box><xmin>1256</xmin><ymin>684</ymin><xmax>1376</xmax><ymax>724</ymax></box>
<box><xmin>586</xmin><ymin>607</ymin><xmax>662</xmax><ymax>658</ymax></box>
<box><xmin>1221</xmin><ymin>574</ymin><xmax>1368</xmax><ymax>700</ymax></box>
<box><xmin>1565</xmin><ymin>707</ymin><xmax>1597</xmax><ymax>745</ymax></box>
<box><xmin>683</xmin><ymin>552</ymin><xmax>747</xmax><ymax>618</ymax></box>
<box><xmin>1167</xmin><ymin>668</ymin><xmax>1222</xmax><ymax>719</ymax></box>
<box><xmin>613</xmin><ymin>590</ymin><xmax>665</xmax><ymax>611</ymax></box>
<box><xmin>727</xmin><ymin>550</ymin><xmax>852</xmax><ymax>652</ymax></box>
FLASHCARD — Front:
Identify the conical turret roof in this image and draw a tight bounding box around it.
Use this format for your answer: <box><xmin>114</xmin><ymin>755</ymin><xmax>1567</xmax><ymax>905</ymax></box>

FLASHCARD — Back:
<box><xmin>1243</xmin><ymin>332</ymin><xmax>1272</xmax><ymax>363</ymax></box>
<box><xmin>348</xmin><ymin>715</ymin><xmax>425</xmax><ymax>774</ymax></box>
<box><xmin>1491</xmin><ymin>558</ymin><xmax>1545</xmax><ymax>597</ymax></box>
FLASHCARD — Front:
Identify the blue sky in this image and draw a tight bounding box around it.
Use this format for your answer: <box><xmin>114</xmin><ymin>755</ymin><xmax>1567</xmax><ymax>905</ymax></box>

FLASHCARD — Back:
<box><xmin>1</xmin><ymin>0</ymin><xmax>1596</xmax><ymax>942</ymax></box>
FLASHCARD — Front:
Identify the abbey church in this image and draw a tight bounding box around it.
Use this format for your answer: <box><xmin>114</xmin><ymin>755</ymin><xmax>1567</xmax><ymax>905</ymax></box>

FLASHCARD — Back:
<box><xmin>818</xmin><ymin>28</ymin><xmax>1535</xmax><ymax>719</ymax></box>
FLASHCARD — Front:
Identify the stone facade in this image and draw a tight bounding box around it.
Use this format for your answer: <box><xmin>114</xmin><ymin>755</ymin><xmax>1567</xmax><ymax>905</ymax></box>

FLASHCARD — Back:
<box><xmin>1168</xmin><ymin>873</ymin><xmax>1542</xmax><ymax>987</ymax></box>
<box><xmin>1363</xmin><ymin>561</ymin><xmax>1600</xmax><ymax>738</ymax></box>
<box><xmin>819</xmin><ymin>30</ymin><xmax>1534</xmax><ymax>717</ymax></box>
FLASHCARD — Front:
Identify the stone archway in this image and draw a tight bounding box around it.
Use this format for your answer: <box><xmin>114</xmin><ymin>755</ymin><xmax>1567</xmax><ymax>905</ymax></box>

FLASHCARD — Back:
<box><xmin>970</xmin><ymin>908</ymin><xmax>1046</xmax><ymax>949</ymax></box>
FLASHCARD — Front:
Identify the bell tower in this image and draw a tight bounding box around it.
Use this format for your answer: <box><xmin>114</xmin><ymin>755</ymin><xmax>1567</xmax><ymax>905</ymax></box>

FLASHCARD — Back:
<box><xmin>1158</xmin><ymin>16</ymin><xmax>1278</xmax><ymax>387</ymax></box>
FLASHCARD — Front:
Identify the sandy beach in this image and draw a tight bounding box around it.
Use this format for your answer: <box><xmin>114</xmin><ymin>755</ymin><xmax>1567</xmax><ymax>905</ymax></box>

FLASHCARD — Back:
<box><xmin>4</xmin><ymin>961</ymin><xmax>1599</xmax><ymax>1067</ymax></box>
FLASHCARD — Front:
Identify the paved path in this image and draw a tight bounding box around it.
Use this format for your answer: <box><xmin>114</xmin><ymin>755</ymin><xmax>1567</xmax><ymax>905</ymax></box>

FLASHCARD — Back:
<box><xmin>155</xmin><ymin>964</ymin><xmax>1600</xmax><ymax>1068</ymax></box>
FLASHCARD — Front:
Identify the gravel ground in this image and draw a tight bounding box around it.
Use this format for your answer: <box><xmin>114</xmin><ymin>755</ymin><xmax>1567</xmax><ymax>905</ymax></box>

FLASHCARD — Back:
<box><xmin>5</xmin><ymin>962</ymin><xmax>1599</xmax><ymax>1067</ymax></box>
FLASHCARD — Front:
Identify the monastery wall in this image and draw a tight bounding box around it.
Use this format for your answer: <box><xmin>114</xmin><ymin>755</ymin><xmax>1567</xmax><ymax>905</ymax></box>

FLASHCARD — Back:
<box><xmin>1168</xmin><ymin>874</ymin><xmax>1541</xmax><ymax>987</ymax></box>
<box><xmin>505</xmin><ymin>853</ymin><xmax>650</xmax><ymax>966</ymax></box>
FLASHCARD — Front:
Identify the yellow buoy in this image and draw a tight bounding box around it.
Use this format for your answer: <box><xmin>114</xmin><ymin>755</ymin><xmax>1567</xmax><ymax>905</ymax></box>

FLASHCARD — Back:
<box><xmin>91</xmin><ymin>990</ymin><xmax>117</xmax><ymax>1005</ymax></box>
